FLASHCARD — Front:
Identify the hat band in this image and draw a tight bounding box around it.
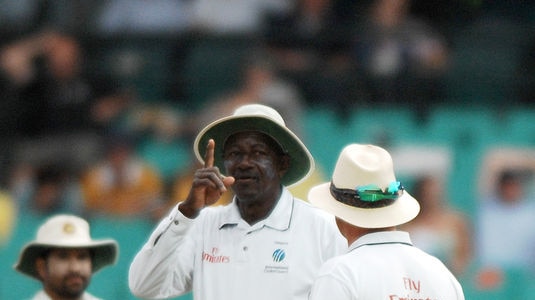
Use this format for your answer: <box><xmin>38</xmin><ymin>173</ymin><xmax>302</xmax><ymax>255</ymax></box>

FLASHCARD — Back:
<box><xmin>329</xmin><ymin>181</ymin><xmax>402</xmax><ymax>208</ymax></box>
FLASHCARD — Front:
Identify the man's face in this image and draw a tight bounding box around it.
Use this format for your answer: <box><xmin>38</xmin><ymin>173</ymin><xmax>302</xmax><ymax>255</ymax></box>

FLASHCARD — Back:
<box><xmin>223</xmin><ymin>132</ymin><xmax>289</xmax><ymax>203</ymax></box>
<box><xmin>36</xmin><ymin>248</ymin><xmax>92</xmax><ymax>299</ymax></box>
<box><xmin>500</xmin><ymin>180</ymin><xmax>524</xmax><ymax>203</ymax></box>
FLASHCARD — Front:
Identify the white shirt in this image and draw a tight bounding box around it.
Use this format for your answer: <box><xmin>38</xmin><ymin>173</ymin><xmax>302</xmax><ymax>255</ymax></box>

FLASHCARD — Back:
<box><xmin>129</xmin><ymin>187</ymin><xmax>346</xmax><ymax>300</ymax></box>
<box><xmin>309</xmin><ymin>231</ymin><xmax>465</xmax><ymax>300</ymax></box>
<box><xmin>476</xmin><ymin>197</ymin><xmax>535</xmax><ymax>269</ymax></box>
<box><xmin>31</xmin><ymin>290</ymin><xmax>101</xmax><ymax>300</ymax></box>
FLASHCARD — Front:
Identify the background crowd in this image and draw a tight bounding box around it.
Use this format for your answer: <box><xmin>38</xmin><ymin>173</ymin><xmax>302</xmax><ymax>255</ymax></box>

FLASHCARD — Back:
<box><xmin>0</xmin><ymin>0</ymin><xmax>535</xmax><ymax>299</ymax></box>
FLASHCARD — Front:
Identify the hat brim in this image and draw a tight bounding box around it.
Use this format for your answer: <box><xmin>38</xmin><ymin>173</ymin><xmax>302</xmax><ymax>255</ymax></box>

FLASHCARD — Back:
<box><xmin>14</xmin><ymin>240</ymin><xmax>118</xmax><ymax>280</ymax></box>
<box><xmin>194</xmin><ymin>115</ymin><xmax>314</xmax><ymax>187</ymax></box>
<box><xmin>308</xmin><ymin>182</ymin><xmax>420</xmax><ymax>228</ymax></box>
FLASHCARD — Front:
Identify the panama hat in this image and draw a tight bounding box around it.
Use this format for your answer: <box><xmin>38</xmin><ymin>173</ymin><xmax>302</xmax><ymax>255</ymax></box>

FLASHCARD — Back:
<box><xmin>194</xmin><ymin>103</ymin><xmax>314</xmax><ymax>186</ymax></box>
<box><xmin>308</xmin><ymin>144</ymin><xmax>420</xmax><ymax>228</ymax></box>
<box><xmin>14</xmin><ymin>214</ymin><xmax>118</xmax><ymax>280</ymax></box>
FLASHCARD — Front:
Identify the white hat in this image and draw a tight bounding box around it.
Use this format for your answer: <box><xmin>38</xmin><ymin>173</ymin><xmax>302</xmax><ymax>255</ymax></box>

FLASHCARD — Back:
<box><xmin>14</xmin><ymin>214</ymin><xmax>118</xmax><ymax>280</ymax></box>
<box><xmin>308</xmin><ymin>144</ymin><xmax>420</xmax><ymax>228</ymax></box>
<box><xmin>194</xmin><ymin>103</ymin><xmax>314</xmax><ymax>186</ymax></box>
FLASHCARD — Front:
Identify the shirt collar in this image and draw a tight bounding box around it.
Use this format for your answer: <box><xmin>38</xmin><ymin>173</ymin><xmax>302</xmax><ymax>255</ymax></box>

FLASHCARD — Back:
<box><xmin>35</xmin><ymin>290</ymin><xmax>100</xmax><ymax>300</ymax></box>
<box><xmin>218</xmin><ymin>187</ymin><xmax>293</xmax><ymax>231</ymax></box>
<box><xmin>349</xmin><ymin>231</ymin><xmax>413</xmax><ymax>252</ymax></box>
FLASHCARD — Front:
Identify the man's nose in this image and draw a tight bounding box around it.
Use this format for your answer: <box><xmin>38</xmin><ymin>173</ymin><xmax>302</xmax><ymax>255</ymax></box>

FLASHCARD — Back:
<box><xmin>68</xmin><ymin>257</ymin><xmax>86</xmax><ymax>270</ymax></box>
<box><xmin>236</xmin><ymin>153</ymin><xmax>254</xmax><ymax>164</ymax></box>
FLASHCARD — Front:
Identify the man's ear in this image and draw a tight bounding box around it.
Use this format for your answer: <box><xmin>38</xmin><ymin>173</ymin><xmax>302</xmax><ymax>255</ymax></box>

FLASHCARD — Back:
<box><xmin>35</xmin><ymin>257</ymin><xmax>47</xmax><ymax>281</ymax></box>
<box><xmin>278</xmin><ymin>154</ymin><xmax>290</xmax><ymax>178</ymax></box>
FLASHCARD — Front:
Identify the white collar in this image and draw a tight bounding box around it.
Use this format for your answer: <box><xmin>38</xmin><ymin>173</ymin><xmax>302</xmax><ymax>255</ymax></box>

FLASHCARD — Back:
<box><xmin>218</xmin><ymin>187</ymin><xmax>294</xmax><ymax>232</ymax></box>
<box><xmin>349</xmin><ymin>231</ymin><xmax>413</xmax><ymax>252</ymax></box>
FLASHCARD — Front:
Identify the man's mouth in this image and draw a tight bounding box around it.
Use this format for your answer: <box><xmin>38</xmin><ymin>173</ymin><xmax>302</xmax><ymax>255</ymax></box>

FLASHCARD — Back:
<box><xmin>234</xmin><ymin>175</ymin><xmax>257</xmax><ymax>183</ymax></box>
<box><xmin>65</xmin><ymin>275</ymin><xmax>85</xmax><ymax>286</ymax></box>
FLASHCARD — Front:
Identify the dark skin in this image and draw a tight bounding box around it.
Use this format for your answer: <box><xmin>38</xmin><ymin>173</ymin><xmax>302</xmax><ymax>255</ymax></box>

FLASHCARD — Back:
<box><xmin>179</xmin><ymin>132</ymin><xmax>290</xmax><ymax>225</ymax></box>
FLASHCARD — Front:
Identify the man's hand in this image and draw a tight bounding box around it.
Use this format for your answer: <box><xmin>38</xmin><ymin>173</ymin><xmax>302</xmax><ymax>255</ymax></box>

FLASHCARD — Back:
<box><xmin>179</xmin><ymin>139</ymin><xmax>235</xmax><ymax>218</ymax></box>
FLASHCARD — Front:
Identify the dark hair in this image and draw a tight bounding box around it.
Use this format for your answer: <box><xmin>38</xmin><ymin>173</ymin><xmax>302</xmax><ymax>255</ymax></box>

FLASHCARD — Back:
<box><xmin>38</xmin><ymin>249</ymin><xmax>51</xmax><ymax>260</ymax></box>
<box><xmin>498</xmin><ymin>169</ymin><xmax>526</xmax><ymax>185</ymax></box>
<box><xmin>36</xmin><ymin>163</ymin><xmax>67</xmax><ymax>185</ymax></box>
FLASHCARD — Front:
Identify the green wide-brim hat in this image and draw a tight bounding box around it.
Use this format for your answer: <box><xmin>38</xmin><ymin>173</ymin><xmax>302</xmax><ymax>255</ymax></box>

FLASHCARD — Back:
<box><xmin>194</xmin><ymin>104</ymin><xmax>314</xmax><ymax>187</ymax></box>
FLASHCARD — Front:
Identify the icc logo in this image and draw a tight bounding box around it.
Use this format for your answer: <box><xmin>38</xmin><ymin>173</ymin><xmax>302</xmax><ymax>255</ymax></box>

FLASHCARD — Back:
<box><xmin>272</xmin><ymin>249</ymin><xmax>286</xmax><ymax>262</ymax></box>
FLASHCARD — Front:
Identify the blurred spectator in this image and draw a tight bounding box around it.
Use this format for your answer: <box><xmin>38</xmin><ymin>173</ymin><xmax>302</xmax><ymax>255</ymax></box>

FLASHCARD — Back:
<box><xmin>0</xmin><ymin>30</ymin><xmax>128</xmax><ymax>135</ymax></box>
<box><xmin>80</xmin><ymin>133</ymin><xmax>165</xmax><ymax>220</ymax></box>
<box><xmin>400</xmin><ymin>175</ymin><xmax>472</xmax><ymax>277</ymax></box>
<box><xmin>94</xmin><ymin>0</ymin><xmax>193</xmax><ymax>36</ymax></box>
<box><xmin>178</xmin><ymin>0</ymin><xmax>294</xmax><ymax>107</ymax></box>
<box><xmin>474</xmin><ymin>169</ymin><xmax>535</xmax><ymax>290</ymax></box>
<box><xmin>11</xmin><ymin>162</ymin><xmax>84</xmax><ymax>217</ymax></box>
<box><xmin>187</xmin><ymin>51</ymin><xmax>306</xmax><ymax>137</ymax></box>
<box><xmin>263</xmin><ymin>0</ymin><xmax>356</xmax><ymax>113</ymax></box>
<box><xmin>351</xmin><ymin>0</ymin><xmax>449</xmax><ymax>121</ymax></box>
<box><xmin>0</xmin><ymin>30</ymin><xmax>130</xmax><ymax>178</ymax></box>
<box><xmin>135</xmin><ymin>104</ymin><xmax>192</xmax><ymax>185</ymax></box>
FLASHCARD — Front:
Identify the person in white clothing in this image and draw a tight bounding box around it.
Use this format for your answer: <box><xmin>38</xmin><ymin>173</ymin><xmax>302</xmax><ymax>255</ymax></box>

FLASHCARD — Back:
<box><xmin>308</xmin><ymin>143</ymin><xmax>465</xmax><ymax>300</ymax></box>
<box><xmin>14</xmin><ymin>214</ymin><xmax>118</xmax><ymax>300</ymax></box>
<box><xmin>128</xmin><ymin>104</ymin><xmax>346</xmax><ymax>300</ymax></box>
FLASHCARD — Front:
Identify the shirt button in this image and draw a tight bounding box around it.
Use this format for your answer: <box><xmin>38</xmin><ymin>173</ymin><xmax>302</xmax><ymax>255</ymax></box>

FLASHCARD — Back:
<box><xmin>243</xmin><ymin>246</ymin><xmax>248</xmax><ymax>251</ymax></box>
<box><xmin>174</xmin><ymin>220</ymin><xmax>179</xmax><ymax>225</ymax></box>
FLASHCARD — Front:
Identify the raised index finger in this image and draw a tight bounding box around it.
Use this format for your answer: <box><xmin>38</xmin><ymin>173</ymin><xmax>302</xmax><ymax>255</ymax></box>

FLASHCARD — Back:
<box><xmin>204</xmin><ymin>139</ymin><xmax>216</xmax><ymax>168</ymax></box>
